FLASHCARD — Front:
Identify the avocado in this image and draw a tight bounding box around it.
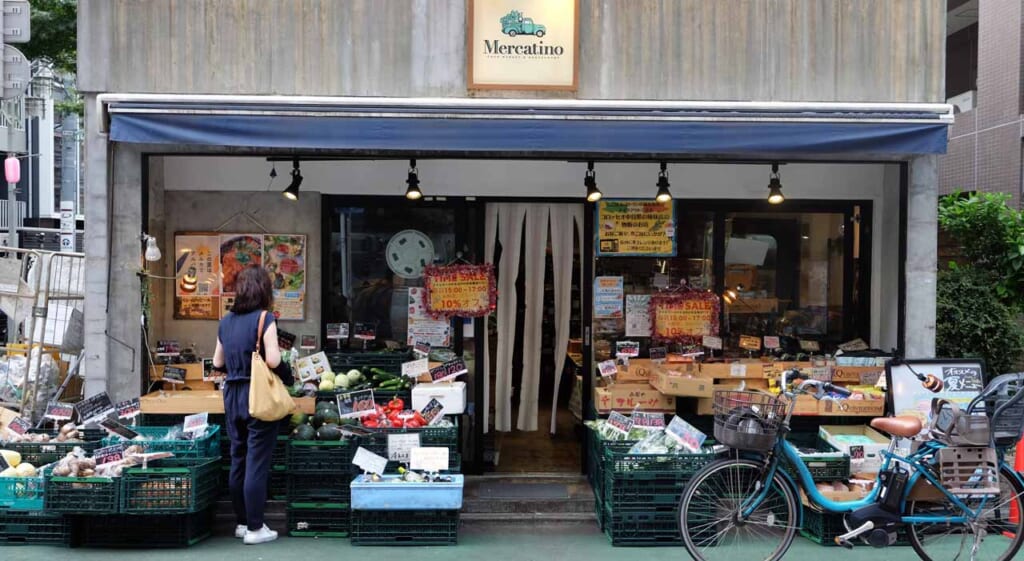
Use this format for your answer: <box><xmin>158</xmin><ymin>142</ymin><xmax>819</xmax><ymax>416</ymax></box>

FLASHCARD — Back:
<box><xmin>292</xmin><ymin>423</ymin><xmax>316</xmax><ymax>441</ymax></box>
<box><xmin>289</xmin><ymin>412</ymin><xmax>309</xmax><ymax>430</ymax></box>
<box><xmin>317</xmin><ymin>423</ymin><xmax>342</xmax><ymax>441</ymax></box>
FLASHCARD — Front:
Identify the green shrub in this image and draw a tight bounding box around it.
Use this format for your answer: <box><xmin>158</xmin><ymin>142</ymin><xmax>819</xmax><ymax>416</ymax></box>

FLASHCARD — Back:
<box><xmin>936</xmin><ymin>266</ymin><xmax>1024</xmax><ymax>375</ymax></box>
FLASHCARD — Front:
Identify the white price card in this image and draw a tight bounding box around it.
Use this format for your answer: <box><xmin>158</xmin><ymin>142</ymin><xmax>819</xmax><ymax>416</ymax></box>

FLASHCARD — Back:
<box><xmin>402</xmin><ymin>358</ymin><xmax>430</xmax><ymax>379</ymax></box>
<box><xmin>763</xmin><ymin>336</ymin><xmax>781</xmax><ymax>350</ymax></box>
<box><xmin>183</xmin><ymin>412</ymin><xmax>208</xmax><ymax>435</ymax></box>
<box><xmin>702</xmin><ymin>336</ymin><xmax>723</xmax><ymax>350</ymax></box>
<box><xmin>410</xmin><ymin>447</ymin><xmax>449</xmax><ymax>473</ymax></box>
<box><xmin>598</xmin><ymin>360</ymin><xmax>618</xmax><ymax>378</ymax></box>
<box><xmin>353</xmin><ymin>446</ymin><xmax>389</xmax><ymax>475</ymax></box>
<box><xmin>387</xmin><ymin>433</ymin><xmax>422</xmax><ymax>462</ymax></box>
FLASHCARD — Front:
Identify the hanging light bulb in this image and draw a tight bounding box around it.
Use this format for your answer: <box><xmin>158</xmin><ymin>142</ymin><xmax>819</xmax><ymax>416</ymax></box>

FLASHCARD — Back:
<box><xmin>143</xmin><ymin>234</ymin><xmax>162</xmax><ymax>262</ymax></box>
<box><xmin>723</xmin><ymin>288</ymin><xmax>738</xmax><ymax>305</ymax></box>
<box><xmin>584</xmin><ymin>161</ymin><xmax>602</xmax><ymax>202</ymax></box>
<box><xmin>655</xmin><ymin>162</ymin><xmax>672</xmax><ymax>203</ymax></box>
<box><xmin>405</xmin><ymin>159</ymin><xmax>423</xmax><ymax>200</ymax></box>
<box><xmin>282</xmin><ymin>158</ymin><xmax>302</xmax><ymax>201</ymax></box>
<box><xmin>767</xmin><ymin>163</ymin><xmax>785</xmax><ymax>205</ymax></box>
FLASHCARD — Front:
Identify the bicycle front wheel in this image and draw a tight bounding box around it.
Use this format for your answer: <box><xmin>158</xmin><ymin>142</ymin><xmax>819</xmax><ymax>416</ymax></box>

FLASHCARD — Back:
<box><xmin>679</xmin><ymin>458</ymin><xmax>798</xmax><ymax>561</ymax></box>
<box><xmin>908</xmin><ymin>465</ymin><xmax>1024</xmax><ymax>561</ymax></box>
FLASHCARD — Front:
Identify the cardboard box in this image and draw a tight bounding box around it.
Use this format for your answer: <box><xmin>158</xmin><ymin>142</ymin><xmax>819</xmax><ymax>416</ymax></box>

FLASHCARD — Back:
<box><xmin>785</xmin><ymin>394</ymin><xmax>820</xmax><ymax>416</ymax></box>
<box><xmin>819</xmin><ymin>425</ymin><xmax>890</xmax><ymax>471</ymax></box>
<box><xmin>140</xmin><ymin>390</ymin><xmax>315</xmax><ymax>415</ymax></box>
<box><xmin>701</xmin><ymin>360</ymin><xmax>771</xmax><ymax>379</ymax></box>
<box><xmin>817</xmin><ymin>396</ymin><xmax>885</xmax><ymax>417</ymax></box>
<box><xmin>616</xmin><ymin>358</ymin><xmax>657</xmax><ymax>383</ymax></box>
<box><xmin>594</xmin><ymin>384</ymin><xmax>675</xmax><ymax>414</ymax></box>
<box><xmin>651</xmin><ymin>369</ymin><xmax>714</xmax><ymax>398</ymax></box>
<box><xmin>832</xmin><ymin>366</ymin><xmax>884</xmax><ymax>385</ymax></box>
<box><xmin>801</xmin><ymin>487</ymin><xmax>868</xmax><ymax>508</ymax></box>
<box><xmin>0</xmin><ymin>406</ymin><xmax>18</xmax><ymax>431</ymax></box>
<box><xmin>725</xmin><ymin>264</ymin><xmax>758</xmax><ymax>289</ymax></box>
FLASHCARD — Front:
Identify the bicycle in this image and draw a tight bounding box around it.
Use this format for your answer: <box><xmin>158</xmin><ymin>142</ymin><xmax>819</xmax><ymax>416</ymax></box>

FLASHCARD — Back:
<box><xmin>678</xmin><ymin>368</ymin><xmax>1024</xmax><ymax>561</ymax></box>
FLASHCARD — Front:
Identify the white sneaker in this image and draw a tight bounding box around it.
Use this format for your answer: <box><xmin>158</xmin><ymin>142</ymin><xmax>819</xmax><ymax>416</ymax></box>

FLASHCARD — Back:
<box><xmin>235</xmin><ymin>525</ymin><xmax>247</xmax><ymax>539</ymax></box>
<box><xmin>243</xmin><ymin>525</ymin><xmax>278</xmax><ymax>545</ymax></box>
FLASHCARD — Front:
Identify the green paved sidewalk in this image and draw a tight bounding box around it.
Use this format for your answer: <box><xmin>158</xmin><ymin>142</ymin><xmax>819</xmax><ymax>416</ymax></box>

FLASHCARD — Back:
<box><xmin>2</xmin><ymin>525</ymin><xmax>929</xmax><ymax>561</ymax></box>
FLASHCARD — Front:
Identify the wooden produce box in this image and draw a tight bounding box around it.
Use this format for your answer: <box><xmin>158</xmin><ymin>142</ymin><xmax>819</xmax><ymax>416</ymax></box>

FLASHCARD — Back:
<box><xmin>694</xmin><ymin>379</ymin><xmax>770</xmax><ymax>415</ymax></box>
<box><xmin>700</xmin><ymin>360</ymin><xmax>772</xmax><ymax>379</ymax></box>
<box><xmin>615</xmin><ymin>358</ymin><xmax>658</xmax><ymax>383</ymax></box>
<box><xmin>817</xmin><ymin>396</ymin><xmax>885</xmax><ymax>417</ymax></box>
<box><xmin>149</xmin><ymin>363</ymin><xmax>215</xmax><ymax>391</ymax></box>
<box><xmin>650</xmin><ymin>368</ymin><xmax>713</xmax><ymax>398</ymax></box>
<box><xmin>594</xmin><ymin>384</ymin><xmax>675</xmax><ymax>414</ymax></box>
<box><xmin>140</xmin><ymin>389</ymin><xmax>315</xmax><ymax>415</ymax></box>
<box><xmin>831</xmin><ymin>366</ymin><xmax>884</xmax><ymax>385</ymax></box>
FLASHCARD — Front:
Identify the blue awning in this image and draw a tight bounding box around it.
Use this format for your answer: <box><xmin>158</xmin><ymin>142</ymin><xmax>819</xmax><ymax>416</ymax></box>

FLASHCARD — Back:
<box><xmin>105</xmin><ymin>97</ymin><xmax>951</xmax><ymax>159</ymax></box>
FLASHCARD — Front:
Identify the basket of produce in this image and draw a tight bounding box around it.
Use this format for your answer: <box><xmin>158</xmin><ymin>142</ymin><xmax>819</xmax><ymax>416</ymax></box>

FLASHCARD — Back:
<box><xmin>120</xmin><ymin>457</ymin><xmax>220</xmax><ymax>514</ymax></box>
<box><xmin>0</xmin><ymin>450</ymin><xmax>44</xmax><ymax>510</ymax></box>
<box><xmin>782</xmin><ymin>433</ymin><xmax>851</xmax><ymax>482</ymax></box>
<box><xmin>101</xmin><ymin>425</ymin><xmax>221</xmax><ymax>459</ymax></box>
<box><xmin>1</xmin><ymin>423</ymin><xmax>101</xmax><ymax>465</ymax></box>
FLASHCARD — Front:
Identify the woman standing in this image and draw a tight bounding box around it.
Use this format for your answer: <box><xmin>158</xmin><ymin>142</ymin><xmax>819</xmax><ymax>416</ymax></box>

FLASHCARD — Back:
<box><xmin>212</xmin><ymin>266</ymin><xmax>294</xmax><ymax>544</ymax></box>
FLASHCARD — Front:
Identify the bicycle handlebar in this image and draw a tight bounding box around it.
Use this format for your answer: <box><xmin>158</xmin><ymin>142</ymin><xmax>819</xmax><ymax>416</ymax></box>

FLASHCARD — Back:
<box><xmin>781</xmin><ymin>369</ymin><xmax>852</xmax><ymax>400</ymax></box>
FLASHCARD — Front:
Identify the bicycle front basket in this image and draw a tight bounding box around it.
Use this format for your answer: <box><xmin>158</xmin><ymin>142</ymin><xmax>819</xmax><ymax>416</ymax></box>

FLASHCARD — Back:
<box><xmin>713</xmin><ymin>390</ymin><xmax>787</xmax><ymax>452</ymax></box>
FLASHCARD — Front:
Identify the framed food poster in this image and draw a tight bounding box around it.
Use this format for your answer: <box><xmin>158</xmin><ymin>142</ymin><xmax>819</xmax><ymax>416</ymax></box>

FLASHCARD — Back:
<box><xmin>174</xmin><ymin>233</ymin><xmax>306</xmax><ymax>321</ymax></box>
<box><xmin>887</xmin><ymin>359</ymin><xmax>986</xmax><ymax>440</ymax></box>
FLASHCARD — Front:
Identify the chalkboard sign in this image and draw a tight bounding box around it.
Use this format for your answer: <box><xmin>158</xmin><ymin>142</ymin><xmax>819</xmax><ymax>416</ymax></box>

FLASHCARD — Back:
<box><xmin>162</xmin><ymin>366</ymin><xmax>187</xmax><ymax>384</ymax></box>
<box><xmin>75</xmin><ymin>392</ymin><xmax>114</xmax><ymax>424</ymax></box>
<box><xmin>278</xmin><ymin>329</ymin><xmax>297</xmax><ymax>351</ymax></box>
<box><xmin>887</xmin><ymin>359</ymin><xmax>985</xmax><ymax>440</ymax></box>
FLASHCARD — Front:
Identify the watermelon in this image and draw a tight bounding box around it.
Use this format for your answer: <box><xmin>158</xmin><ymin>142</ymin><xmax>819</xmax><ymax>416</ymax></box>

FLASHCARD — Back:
<box><xmin>292</xmin><ymin>424</ymin><xmax>316</xmax><ymax>441</ymax></box>
<box><xmin>317</xmin><ymin>423</ymin><xmax>342</xmax><ymax>441</ymax></box>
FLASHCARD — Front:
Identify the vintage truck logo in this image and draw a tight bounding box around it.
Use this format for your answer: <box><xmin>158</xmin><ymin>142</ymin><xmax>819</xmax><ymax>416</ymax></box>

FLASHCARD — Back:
<box><xmin>483</xmin><ymin>10</ymin><xmax>564</xmax><ymax>57</ymax></box>
<box><xmin>500</xmin><ymin>9</ymin><xmax>545</xmax><ymax>37</ymax></box>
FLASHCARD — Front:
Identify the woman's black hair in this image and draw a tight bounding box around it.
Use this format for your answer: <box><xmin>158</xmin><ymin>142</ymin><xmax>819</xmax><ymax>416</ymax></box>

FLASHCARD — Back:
<box><xmin>231</xmin><ymin>266</ymin><xmax>274</xmax><ymax>314</ymax></box>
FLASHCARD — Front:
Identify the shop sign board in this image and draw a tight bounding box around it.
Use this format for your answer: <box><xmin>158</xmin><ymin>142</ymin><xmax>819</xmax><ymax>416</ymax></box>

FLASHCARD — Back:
<box><xmin>650</xmin><ymin>292</ymin><xmax>719</xmax><ymax>345</ymax></box>
<box><xmin>468</xmin><ymin>0</ymin><xmax>579</xmax><ymax>90</ymax></box>
<box><xmin>594</xmin><ymin>276</ymin><xmax>624</xmax><ymax>318</ymax></box>
<box><xmin>424</xmin><ymin>264</ymin><xmax>495</xmax><ymax>317</ymax></box>
<box><xmin>596</xmin><ymin>200</ymin><xmax>676</xmax><ymax>257</ymax></box>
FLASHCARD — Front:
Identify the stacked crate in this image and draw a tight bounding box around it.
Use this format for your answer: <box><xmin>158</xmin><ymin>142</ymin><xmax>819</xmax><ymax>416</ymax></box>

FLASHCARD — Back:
<box><xmin>0</xmin><ymin>459</ymin><xmax>67</xmax><ymax>545</ymax></box>
<box><xmin>285</xmin><ymin>438</ymin><xmax>356</xmax><ymax>537</ymax></box>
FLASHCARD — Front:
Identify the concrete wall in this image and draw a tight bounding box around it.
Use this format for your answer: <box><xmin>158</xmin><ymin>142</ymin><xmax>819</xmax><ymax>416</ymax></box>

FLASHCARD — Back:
<box><xmin>78</xmin><ymin>0</ymin><xmax>946</xmax><ymax>102</ymax></box>
<box><xmin>160</xmin><ymin>156</ymin><xmax>902</xmax><ymax>349</ymax></box>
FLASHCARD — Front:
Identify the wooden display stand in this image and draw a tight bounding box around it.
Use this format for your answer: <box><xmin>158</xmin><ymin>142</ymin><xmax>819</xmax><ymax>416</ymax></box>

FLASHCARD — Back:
<box><xmin>140</xmin><ymin>389</ymin><xmax>315</xmax><ymax>415</ymax></box>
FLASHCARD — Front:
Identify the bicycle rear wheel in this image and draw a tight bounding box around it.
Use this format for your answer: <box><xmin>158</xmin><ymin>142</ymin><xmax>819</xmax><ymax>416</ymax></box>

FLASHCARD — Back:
<box><xmin>907</xmin><ymin>465</ymin><xmax>1024</xmax><ymax>561</ymax></box>
<box><xmin>679</xmin><ymin>458</ymin><xmax>798</xmax><ymax>561</ymax></box>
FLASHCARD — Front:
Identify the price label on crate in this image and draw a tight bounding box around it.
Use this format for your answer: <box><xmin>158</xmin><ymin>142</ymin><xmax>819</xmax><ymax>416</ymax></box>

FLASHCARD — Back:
<box><xmin>402</xmin><ymin>358</ymin><xmax>430</xmax><ymax>379</ymax></box>
<box><xmin>598</xmin><ymin>360</ymin><xmax>618</xmax><ymax>379</ymax></box>
<box><xmin>182</xmin><ymin>412</ymin><xmax>209</xmax><ymax>436</ymax></box>
<box><xmin>615</xmin><ymin>341</ymin><xmax>640</xmax><ymax>358</ymax></box>
<box><xmin>326</xmin><ymin>323</ymin><xmax>349</xmax><ymax>340</ymax></box>
<box><xmin>353</xmin><ymin>446</ymin><xmax>388</xmax><ymax>475</ymax></box>
<box><xmin>430</xmin><ymin>358</ymin><xmax>468</xmax><ymax>383</ymax></box>
<box><xmin>387</xmin><ymin>433</ymin><xmax>422</xmax><ymax>462</ymax></box>
<box><xmin>44</xmin><ymin>401</ymin><xmax>75</xmax><ymax>422</ymax></box>
<box><xmin>354</xmin><ymin>323</ymin><xmax>377</xmax><ymax>341</ymax></box>
<box><xmin>606</xmin><ymin>411</ymin><xmax>634</xmax><ymax>435</ymax></box>
<box><xmin>300</xmin><ymin>334</ymin><xmax>318</xmax><ymax>350</ymax></box>
<box><xmin>413</xmin><ymin>341</ymin><xmax>431</xmax><ymax>358</ymax></box>
<box><xmin>649</xmin><ymin>347</ymin><xmax>667</xmax><ymax>363</ymax></box>
<box><xmin>666</xmin><ymin>416</ymin><xmax>707</xmax><ymax>453</ymax></box>
<box><xmin>763</xmin><ymin>336</ymin><xmax>781</xmax><ymax>350</ymax></box>
<box><xmin>420</xmin><ymin>398</ymin><xmax>446</xmax><ymax>426</ymax></box>
<box><xmin>632</xmin><ymin>411</ymin><xmax>666</xmax><ymax>430</ymax></box>
<box><xmin>94</xmin><ymin>443</ymin><xmax>127</xmax><ymax>465</ymax></box>
<box><xmin>161</xmin><ymin>365</ymin><xmax>187</xmax><ymax>385</ymax></box>
<box><xmin>115</xmin><ymin>398</ymin><xmax>142</xmax><ymax>421</ymax></box>
<box><xmin>337</xmin><ymin>389</ymin><xmax>376</xmax><ymax>419</ymax></box>
<box><xmin>4</xmin><ymin>416</ymin><xmax>29</xmax><ymax>435</ymax></box>
<box><xmin>76</xmin><ymin>392</ymin><xmax>115</xmax><ymax>425</ymax></box>
<box><xmin>702</xmin><ymin>336</ymin><xmax>723</xmax><ymax>350</ymax></box>
<box><xmin>99</xmin><ymin>417</ymin><xmax>140</xmax><ymax>440</ymax></box>
<box><xmin>799</xmin><ymin>339</ymin><xmax>821</xmax><ymax>352</ymax></box>
<box><xmin>410</xmin><ymin>447</ymin><xmax>449</xmax><ymax>473</ymax></box>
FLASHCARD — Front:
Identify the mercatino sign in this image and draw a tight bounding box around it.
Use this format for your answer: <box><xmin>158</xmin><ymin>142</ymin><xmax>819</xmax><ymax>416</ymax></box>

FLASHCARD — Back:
<box><xmin>469</xmin><ymin>0</ymin><xmax>579</xmax><ymax>90</ymax></box>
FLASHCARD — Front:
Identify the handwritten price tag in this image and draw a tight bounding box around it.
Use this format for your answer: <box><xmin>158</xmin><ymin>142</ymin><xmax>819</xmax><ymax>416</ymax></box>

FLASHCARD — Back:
<box><xmin>115</xmin><ymin>399</ymin><xmax>141</xmax><ymax>421</ymax></box>
<box><xmin>666</xmin><ymin>416</ymin><xmax>707</xmax><ymax>453</ymax></box>
<box><xmin>615</xmin><ymin>341</ymin><xmax>640</xmax><ymax>358</ymax></box>
<box><xmin>353</xmin><ymin>446</ymin><xmax>388</xmax><ymax>475</ymax></box>
<box><xmin>410</xmin><ymin>447</ymin><xmax>449</xmax><ymax>472</ymax></box>
<box><xmin>633</xmin><ymin>411</ymin><xmax>666</xmax><ymax>429</ymax></box>
<box><xmin>702</xmin><ymin>336</ymin><xmax>723</xmax><ymax>350</ymax></box>
<box><xmin>763</xmin><ymin>336</ymin><xmax>781</xmax><ymax>350</ymax></box>
<box><xmin>739</xmin><ymin>335</ymin><xmax>762</xmax><ymax>351</ymax></box>
<box><xmin>598</xmin><ymin>360</ymin><xmax>618</xmax><ymax>378</ymax></box>
<box><xmin>337</xmin><ymin>389</ymin><xmax>376</xmax><ymax>419</ymax></box>
<box><xmin>94</xmin><ymin>443</ymin><xmax>127</xmax><ymax>465</ymax></box>
<box><xmin>606</xmin><ymin>411</ymin><xmax>634</xmax><ymax>435</ymax></box>
<box><xmin>387</xmin><ymin>433</ymin><xmax>422</xmax><ymax>462</ymax></box>
<box><xmin>402</xmin><ymin>358</ymin><xmax>430</xmax><ymax>379</ymax></box>
<box><xmin>430</xmin><ymin>358</ymin><xmax>467</xmax><ymax>383</ymax></box>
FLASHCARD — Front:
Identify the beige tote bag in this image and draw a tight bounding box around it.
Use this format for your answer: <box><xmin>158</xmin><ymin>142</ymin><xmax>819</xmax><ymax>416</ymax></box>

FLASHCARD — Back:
<box><xmin>248</xmin><ymin>311</ymin><xmax>295</xmax><ymax>421</ymax></box>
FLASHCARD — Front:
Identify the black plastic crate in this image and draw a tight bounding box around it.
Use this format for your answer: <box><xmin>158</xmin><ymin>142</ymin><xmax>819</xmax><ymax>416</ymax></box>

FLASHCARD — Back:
<box><xmin>801</xmin><ymin>507</ymin><xmax>910</xmax><ymax>546</ymax></box>
<box><xmin>327</xmin><ymin>350</ymin><xmax>412</xmax><ymax>373</ymax></box>
<box><xmin>287</xmin><ymin>502</ymin><xmax>351</xmax><ymax>537</ymax></box>
<box><xmin>287</xmin><ymin>473</ymin><xmax>352</xmax><ymax>504</ymax></box>
<box><xmin>2</xmin><ymin>438</ymin><xmax>102</xmax><ymax>466</ymax></box>
<box><xmin>351</xmin><ymin>509</ymin><xmax>458</xmax><ymax>546</ymax></box>
<box><xmin>287</xmin><ymin>439</ymin><xmax>357</xmax><ymax>473</ymax></box>
<box><xmin>0</xmin><ymin>510</ymin><xmax>69</xmax><ymax>546</ymax></box>
<box><xmin>140</xmin><ymin>414</ymin><xmax>226</xmax><ymax>427</ymax></box>
<box><xmin>45</xmin><ymin>475</ymin><xmax>121</xmax><ymax>514</ymax></box>
<box><xmin>315</xmin><ymin>388</ymin><xmax>411</xmax><ymax>407</ymax></box>
<box><xmin>602</xmin><ymin>469</ymin><xmax>692</xmax><ymax>511</ymax></box>
<box><xmin>783</xmin><ymin>434</ymin><xmax>851</xmax><ymax>482</ymax></box>
<box><xmin>121</xmin><ymin>457</ymin><xmax>220</xmax><ymax>514</ymax></box>
<box><xmin>70</xmin><ymin>508</ymin><xmax>214</xmax><ymax>548</ymax></box>
<box><xmin>603</xmin><ymin>506</ymin><xmax>681</xmax><ymax>546</ymax></box>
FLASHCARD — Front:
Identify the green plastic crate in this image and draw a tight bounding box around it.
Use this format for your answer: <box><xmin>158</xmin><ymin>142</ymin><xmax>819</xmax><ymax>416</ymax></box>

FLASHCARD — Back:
<box><xmin>120</xmin><ymin>457</ymin><xmax>220</xmax><ymax>514</ymax></box>
<box><xmin>0</xmin><ymin>510</ymin><xmax>69</xmax><ymax>545</ymax></box>
<box><xmin>287</xmin><ymin>472</ymin><xmax>351</xmax><ymax>504</ymax></box>
<box><xmin>287</xmin><ymin>502</ymin><xmax>351</xmax><ymax>537</ymax></box>
<box><xmin>0</xmin><ymin>472</ymin><xmax>45</xmax><ymax>510</ymax></box>
<box><xmin>327</xmin><ymin>350</ymin><xmax>412</xmax><ymax>373</ymax></box>
<box><xmin>783</xmin><ymin>434</ymin><xmax>851</xmax><ymax>483</ymax></box>
<box><xmin>70</xmin><ymin>508</ymin><xmax>214</xmax><ymax>548</ymax></box>
<box><xmin>602</xmin><ymin>505</ymin><xmax>681</xmax><ymax>547</ymax></box>
<box><xmin>287</xmin><ymin>439</ymin><xmax>356</xmax><ymax>473</ymax></box>
<box><xmin>351</xmin><ymin>509</ymin><xmax>458</xmax><ymax>546</ymax></box>
<box><xmin>101</xmin><ymin>425</ymin><xmax>221</xmax><ymax>459</ymax></box>
<box><xmin>45</xmin><ymin>473</ymin><xmax>121</xmax><ymax>514</ymax></box>
<box><xmin>358</xmin><ymin>419</ymin><xmax>460</xmax><ymax>463</ymax></box>
<box><xmin>315</xmin><ymin>388</ymin><xmax>412</xmax><ymax>407</ymax></box>
<box><xmin>601</xmin><ymin>441</ymin><xmax>719</xmax><ymax>511</ymax></box>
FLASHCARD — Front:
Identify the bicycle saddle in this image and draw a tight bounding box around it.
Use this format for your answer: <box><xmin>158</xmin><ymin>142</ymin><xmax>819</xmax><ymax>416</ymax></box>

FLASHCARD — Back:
<box><xmin>870</xmin><ymin>416</ymin><xmax>922</xmax><ymax>438</ymax></box>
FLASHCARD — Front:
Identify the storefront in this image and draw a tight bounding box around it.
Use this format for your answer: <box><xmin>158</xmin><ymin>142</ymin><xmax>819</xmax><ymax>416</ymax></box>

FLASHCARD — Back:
<box><xmin>75</xmin><ymin>1</ymin><xmax>949</xmax><ymax>479</ymax></box>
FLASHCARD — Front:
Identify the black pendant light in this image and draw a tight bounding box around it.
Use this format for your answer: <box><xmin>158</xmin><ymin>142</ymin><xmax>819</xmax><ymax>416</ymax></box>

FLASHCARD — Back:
<box><xmin>282</xmin><ymin>158</ymin><xmax>302</xmax><ymax>201</ymax></box>
<box><xmin>585</xmin><ymin>161</ymin><xmax>602</xmax><ymax>202</ymax></box>
<box><xmin>767</xmin><ymin>163</ymin><xmax>785</xmax><ymax>205</ymax></box>
<box><xmin>655</xmin><ymin>161</ymin><xmax>672</xmax><ymax>202</ymax></box>
<box><xmin>405</xmin><ymin>159</ymin><xmax>423</xmax><ymax>200</ymax></box>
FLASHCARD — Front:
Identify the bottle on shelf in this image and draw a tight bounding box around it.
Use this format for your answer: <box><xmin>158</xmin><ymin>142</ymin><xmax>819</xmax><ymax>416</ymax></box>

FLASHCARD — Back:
<box><xmin>397</xmin><ymin>466</ymin><xmax>426</xmax><ymax>482</ymax></box>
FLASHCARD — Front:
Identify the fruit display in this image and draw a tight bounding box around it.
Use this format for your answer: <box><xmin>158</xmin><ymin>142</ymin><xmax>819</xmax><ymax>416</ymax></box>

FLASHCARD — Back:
<box><xmin>358</xmin><ymin>398</ymin><xmax>427</xmax><ymax>429</ymax></box>
<box><xmin>0</xmin><ymin>449</ymin><xmax>37</xmax><ymax>478</ymax></box>
<box><xmin>291</xmin><ymin>401</ymin><xmax>352</xmax><ymax>441</ymax></box>
<box><xmin>1</xmin><ymin>423</ymin><xmax>85</xmax><ymax>444</ymax></box>
<box><xmin>50</xmin><ymin>444</ymin><xmax>150</xmax><ymax>478</ymax></box>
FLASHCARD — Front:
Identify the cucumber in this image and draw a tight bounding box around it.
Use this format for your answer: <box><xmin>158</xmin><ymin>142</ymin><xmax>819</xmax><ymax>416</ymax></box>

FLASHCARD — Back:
<box><xmin>370</xmin><ymin>368</ymin><xmax>397</xmax><ymax>380</ymax></box>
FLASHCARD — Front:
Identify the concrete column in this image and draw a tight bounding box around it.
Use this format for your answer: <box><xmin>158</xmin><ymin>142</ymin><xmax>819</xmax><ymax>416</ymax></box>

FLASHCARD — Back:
<box><xmin>82</xmin><ymin>95</ymin><xmax>109</xmax><ymax>396</ymax></box>
<box><xmin>904</xmin><ymin>155</ymin><xmax>938</xmax><ymax>358</ymax></box>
